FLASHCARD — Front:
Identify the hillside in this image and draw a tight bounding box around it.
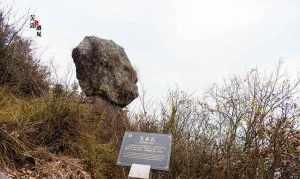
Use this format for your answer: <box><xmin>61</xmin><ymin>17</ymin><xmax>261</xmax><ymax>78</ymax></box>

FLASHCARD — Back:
<box><xmin>0</xmin><ymin>7</ymin><xmax>299</xmax><ymax>179</ymax></box>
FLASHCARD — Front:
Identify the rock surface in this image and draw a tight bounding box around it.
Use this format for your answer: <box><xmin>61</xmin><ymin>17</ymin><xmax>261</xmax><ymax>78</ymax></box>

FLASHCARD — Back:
<box><xmin>72</xmin><ymin>36</ymin><xmax>138</xmax><ymax>107</ymax></box>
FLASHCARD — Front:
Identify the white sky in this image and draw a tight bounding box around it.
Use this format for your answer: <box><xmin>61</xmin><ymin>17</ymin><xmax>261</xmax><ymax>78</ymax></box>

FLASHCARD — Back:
<box><xmin>3</xmin><ymin>0</ymin><xmax>300</xmax><ymax>106</ymax></box>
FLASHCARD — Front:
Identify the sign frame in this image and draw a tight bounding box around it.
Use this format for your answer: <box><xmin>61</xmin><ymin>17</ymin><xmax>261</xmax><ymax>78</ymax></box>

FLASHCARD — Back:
<box><xmin>117</xmin><ymin>131</ymin><xmax>172</xmax><ymax>171</ymax></box>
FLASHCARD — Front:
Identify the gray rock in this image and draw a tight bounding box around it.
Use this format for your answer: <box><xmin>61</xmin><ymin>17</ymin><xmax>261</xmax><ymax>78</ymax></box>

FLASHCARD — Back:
<box><xmin>72</xmin><ymin>36</ymin><xmax>138</xmax><ymax>107</ymax></box>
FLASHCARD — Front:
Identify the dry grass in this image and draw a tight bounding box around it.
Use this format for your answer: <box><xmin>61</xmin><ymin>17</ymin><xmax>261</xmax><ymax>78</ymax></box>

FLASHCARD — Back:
<box><xmin>0</xmin><ymin>86</ymin><xmax>129</xmax><ymax>178</ymax></box>
<box><xmin>0</xmin><ymin>128</ymin><xmax>29</xmax><ymax>168</ymax></box>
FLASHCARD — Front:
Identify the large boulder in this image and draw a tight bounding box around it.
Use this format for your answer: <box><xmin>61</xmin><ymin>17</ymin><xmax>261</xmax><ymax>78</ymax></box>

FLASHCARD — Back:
<box><xmin>72</xmin><ymin>36</ymin><xmax>138</xmax><ymax>107</ymax></box>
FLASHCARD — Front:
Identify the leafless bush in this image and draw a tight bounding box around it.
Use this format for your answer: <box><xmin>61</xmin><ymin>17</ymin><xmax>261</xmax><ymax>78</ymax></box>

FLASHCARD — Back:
<box><xmin>207</xmin><ymin>65</ymin><xmax>300</xmax><ymax>178</ymax></box>
<box><xmin>130</xmin><ymin>65</ymin><xmax>300</xmax><ymax>179</ymax></box>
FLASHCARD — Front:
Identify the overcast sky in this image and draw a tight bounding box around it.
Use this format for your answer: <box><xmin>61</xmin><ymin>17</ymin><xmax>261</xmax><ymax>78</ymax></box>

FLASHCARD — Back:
<box><xmin>3</xmin><ymin>0</ymin><xmax>300</xmax><ymax>106</ymax></box>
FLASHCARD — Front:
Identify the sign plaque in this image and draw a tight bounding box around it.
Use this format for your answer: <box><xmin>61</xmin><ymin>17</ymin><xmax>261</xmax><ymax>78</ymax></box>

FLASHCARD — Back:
<box><xmin>117</xmin><ymin>131</ymin><xmax>172</xmax><ymax>171</ymax></box>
